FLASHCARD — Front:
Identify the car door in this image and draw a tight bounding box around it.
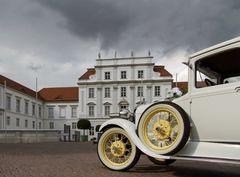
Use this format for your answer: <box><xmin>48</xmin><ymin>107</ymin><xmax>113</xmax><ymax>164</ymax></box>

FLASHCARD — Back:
<box><xmin>190</xmin><ymin>82</ymin><xmax>240</xmax><ymax>143</ymax></box>
<box><xmin>190</xmin><ymin>47</ymin><xmax>240</xmax><ymax>143</ymax></box>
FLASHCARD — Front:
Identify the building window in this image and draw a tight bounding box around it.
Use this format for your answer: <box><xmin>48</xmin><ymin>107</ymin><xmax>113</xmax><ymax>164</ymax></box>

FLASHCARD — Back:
<box><xmin>104</xmin><ymin>72</ymin><xmax>111</xmax><ymax>80</ymax></box>
<box><xmin>16</xmin><ymin>118</ymin><xmax>20</xmax><ymax>127</ymax></box>
<box><xmin>104</xmin><ymin>87</ymin><xmax>110</xmax><ymax>98</ymax></box>
<box><xmin>6</xmin><ymin>95</ymin><xmax>11</xmax><ymax>110</ymax></box>
<box><xmin>72</xmin><ymin>122</ymin><xmax>77</xmax><ymax>129</ymax></box>
<box><xmin>32</xmin><ymin>121</ymin><xmax>35</xmax><ymax>129</ymax></box>
<box><xmin>16</xmin><ymin>98</ymin><xmax>21</xmax><ymax>113</ymax></box>
<box><xmin>104</xmin><ymin>105</ymin><xmax>110</xmax><ymax>116</ymax></box>
<box><xmin>25</xmin><ymin>101</ymin><xmax>29</xmax><ymax>115</ymax></box>
<box><xmin>49</xmin><ymin>122</ymin><xmax>54</xmax><ymax>129</ymax></box>
<box><xmin>38</xmin><ymin>105</ymin><xmax>42</xmax><ymax>118</ymax></box>
<box><xmin>59</xmin><ymin>107</ymin><xmax>66</xmax><ymax>118</ymax></box>
<box><xmin>121</xmin><ymin>87</ymin><xmax>126</xmax><ymax>97</ymax></box>
<box><xmin>25</xmin><ymin>120</ymin><xmax>28</xmax><ymax>128</ymax></box>
<box><xmin>88</xmin><ymin>106</ymin><xmax>94</xmax><ymax>117</ymax></box>
<box><xmin>32</xmin><ymin>103</ymin><xmax>36</xmax><ymax>116</ymax></box>
<box><xmin>155</xmin><ymin>86</ymin><xmax>161</xmax><ymax>96</ymax></box>
<box><xmin>138</xmin><ymin>70</ymin><xmax>144</xmax><ymax>79</ymax></box>
<box><xmin>6</xmin><ymin>116</ymin><xmax>10</xmax><ymax>126</ymax></box>
<box><xmin>89</xmin><ymin>126</ymin><xmax>94</xmax><ymax>136</ymax></box>
<box><xmin>121</xmin><ymin>71</ymin><xmax>127</xmax><ymax>79</ymax></box>
<box><xmin>137</xmin><ymin>86</ymin><xmax>143</xmax><ymax>97</ymax></box>
<box><xmin>48</xmin><ymin>107</ymin><xmax>54</xmax><ymax>118</ymax></box>
<box><xmin>39</xmin><ymin>122</ymin><xmax>42</xmax><ymax>129</ymax></box>
<box><xmin>71</xmin><ymin>107</ymin><xmax>77</xmax><ymax>118</ymax></box>
<box><xmin>89</xmin><ymin>88</ymin><xmax>95</xmax><ymax>98</ymax></box>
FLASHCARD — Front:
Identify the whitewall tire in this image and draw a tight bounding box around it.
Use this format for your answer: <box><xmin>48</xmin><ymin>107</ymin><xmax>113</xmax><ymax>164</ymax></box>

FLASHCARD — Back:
<box><xmin>137</xmin><ymin>102</ymin><xmax>190</xmax><ymax>155</ymax></box>
<box><xmin>97</xmin><ymin>127</ymin><xmax>141</xmax><ymax>171</ymax></box>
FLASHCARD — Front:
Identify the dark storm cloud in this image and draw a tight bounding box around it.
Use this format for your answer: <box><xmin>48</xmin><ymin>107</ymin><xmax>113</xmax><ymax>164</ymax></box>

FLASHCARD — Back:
<box><xmin>38</xmin><ymin>0</ymin><xmax>132</xmax><ymax>50</ymax></box>
<box><xmin>38</xmin><ymin>0</ymin><xmax>240</xmax><ymax>54</ymax></box>
<box><xmin>1</xmin><ymin>0</ymin><xmax>240</xmax><ymax>89</ymax></box>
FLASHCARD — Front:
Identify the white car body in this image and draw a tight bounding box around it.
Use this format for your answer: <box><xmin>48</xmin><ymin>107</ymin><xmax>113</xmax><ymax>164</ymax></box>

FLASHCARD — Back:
<box><xmin>99</xmin><ymin>37</ymin><xmax>240</xmax><ymax>164</ymax></box>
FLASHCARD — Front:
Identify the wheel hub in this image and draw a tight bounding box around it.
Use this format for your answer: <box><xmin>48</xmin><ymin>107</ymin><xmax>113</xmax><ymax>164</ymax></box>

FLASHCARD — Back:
<box><xmin>152</xmin><ymin>119</ymin><xmax>171</xmax><ymax>140</ymax></box>
<box><xmin>110</xmin><ymin>141</ymin><xmax>126</xmax><ymax>157</ymax></box>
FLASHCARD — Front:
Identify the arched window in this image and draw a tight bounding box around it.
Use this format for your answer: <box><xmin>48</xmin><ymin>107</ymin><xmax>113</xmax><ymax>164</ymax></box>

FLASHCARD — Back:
<box><xmin>87</xmin><ymin>102</ymin><xmax>96</xmax><ymax>117</ymax></box>
<box><xmin>103</xmin><ymin>102</ymin><xmax>112</xmax><ymax>116</ymax></box>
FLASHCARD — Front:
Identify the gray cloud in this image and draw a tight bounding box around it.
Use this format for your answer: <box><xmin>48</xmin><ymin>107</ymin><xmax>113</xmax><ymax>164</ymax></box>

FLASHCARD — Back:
<box><xmin>38</xmin><ymin>0</ymin><xmax>240</xmax><ymax>54</ymax></box>
<box><xmin>38</xmin><ymin>0</ymin><xmax>132</xmax><ymax>50</ymax></box>
<box><xmin>1</xmin><ymin>0</ymin><xmax>240</xmax><ymax>89</ymax></box>
<box><xmin>28</xmin><ymin>62</ymin><xmax>43</xmax><ymax>73</ymax></box>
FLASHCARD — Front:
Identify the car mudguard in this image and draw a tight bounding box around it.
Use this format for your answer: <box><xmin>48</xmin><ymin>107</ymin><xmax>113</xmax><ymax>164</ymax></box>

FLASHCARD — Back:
<box><xmin>99</xmin><ymin>118</ymin><xmax>171</xmax><ymax>160</ymax></box>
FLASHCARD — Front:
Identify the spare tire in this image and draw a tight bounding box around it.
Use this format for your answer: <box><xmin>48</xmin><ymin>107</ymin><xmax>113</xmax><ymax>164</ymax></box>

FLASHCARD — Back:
<box><xmin>137</xmin><ymin>101</ymin><xmax>190</xmax><ymax>155</ymax></box>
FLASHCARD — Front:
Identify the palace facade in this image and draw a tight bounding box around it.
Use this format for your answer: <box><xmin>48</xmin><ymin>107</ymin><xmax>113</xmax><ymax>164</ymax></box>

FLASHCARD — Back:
<box><xmin>78</xmin><ymin>55</ymin><xmax>173</xmax><ymax>139</ymax></box>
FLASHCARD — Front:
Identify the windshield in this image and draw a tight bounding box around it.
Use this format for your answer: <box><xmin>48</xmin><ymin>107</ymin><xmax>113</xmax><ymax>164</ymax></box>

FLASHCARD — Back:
<box><xmin>195</xmin><ymin>48</ymin><xmax>240</xmax><ymax>88</ymax></box>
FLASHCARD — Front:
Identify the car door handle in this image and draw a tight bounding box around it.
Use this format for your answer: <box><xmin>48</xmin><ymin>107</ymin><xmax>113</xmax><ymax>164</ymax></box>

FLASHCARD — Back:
<box><xmin>235</xmin><ymin>86</ymin><xmax>240</xmax><ymax>92</ymax></box>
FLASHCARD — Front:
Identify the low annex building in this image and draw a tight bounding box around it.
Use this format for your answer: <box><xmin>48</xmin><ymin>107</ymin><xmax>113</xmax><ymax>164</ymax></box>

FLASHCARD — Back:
<box><xmin>0</xmin><ymin>75</ymin><xmax>79</xmax><ymax>141</ymax></box>
<box><xmin>38</xmin><ymin>87</ymin><xmax>79</xmax><ymax>137</ymax></box>
<box><xmin>0</xmin><ymin>75</ymin><xmax>44</xmax><ymax>130</ymax></box>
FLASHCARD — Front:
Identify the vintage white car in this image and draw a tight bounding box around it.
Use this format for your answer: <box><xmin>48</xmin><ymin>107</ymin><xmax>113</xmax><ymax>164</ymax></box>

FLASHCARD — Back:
<box><xmin>97</xmin><ymin>37</ymin><xmax>240</xmax><ymax>171</ymax></box>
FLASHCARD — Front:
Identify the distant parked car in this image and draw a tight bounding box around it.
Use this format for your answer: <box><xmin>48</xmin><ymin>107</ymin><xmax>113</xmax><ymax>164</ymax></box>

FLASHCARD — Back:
<box><xmin>97</xmin><ymin>37</ymin><xmax>240</xmax><ymax>171</ymax></box>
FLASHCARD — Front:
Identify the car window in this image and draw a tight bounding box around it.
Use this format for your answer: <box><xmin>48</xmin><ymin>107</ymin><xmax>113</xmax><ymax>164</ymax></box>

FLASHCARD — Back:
<box><xmin>223</xmin><ymin>76</ymin><xmax>240</xmax><ymax>84</ymax></box>
<box><xmin>195</xmin><ymin>48</ymin><xmax>240</xmax><ymax>88</ymax></box>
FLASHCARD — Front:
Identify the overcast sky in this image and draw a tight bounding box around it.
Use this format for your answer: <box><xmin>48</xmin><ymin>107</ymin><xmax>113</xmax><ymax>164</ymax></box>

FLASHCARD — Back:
<box><xmin>0</xmin><ymin>0</ymin><xmax>240</xmax><ymax>90</ymax></box>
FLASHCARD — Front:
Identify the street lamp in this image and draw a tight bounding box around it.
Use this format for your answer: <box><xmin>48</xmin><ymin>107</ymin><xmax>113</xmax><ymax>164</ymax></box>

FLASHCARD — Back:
<box><xmin>35</xmin><ymin>77</ymin><xmax>38</xmax><ymax>142</ymax></box>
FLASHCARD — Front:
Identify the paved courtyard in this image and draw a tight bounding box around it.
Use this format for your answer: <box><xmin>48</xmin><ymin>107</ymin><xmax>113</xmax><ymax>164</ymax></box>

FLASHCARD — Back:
<box><xmin>0</xmin><ymin>142</ymin><xmax>239</xmax><ymax>177</ymax></box>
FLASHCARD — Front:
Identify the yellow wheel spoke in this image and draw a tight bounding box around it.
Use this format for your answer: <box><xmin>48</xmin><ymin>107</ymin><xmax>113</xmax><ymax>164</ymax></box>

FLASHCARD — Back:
<box><xmin>142</xmin><ymin>108</ymin><xmax>180</xmax><ymax>151</ymax></box>
<box><xmin>102</xmin><ymin>132</ymin><xmax>133</xmax><ymax>165</ymax></box>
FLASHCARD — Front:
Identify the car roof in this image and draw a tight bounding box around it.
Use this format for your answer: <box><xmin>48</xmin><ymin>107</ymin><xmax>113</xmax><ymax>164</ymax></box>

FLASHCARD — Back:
<box><xmin>190</xmin><ymin>36</ymin><xmax>240</xmax><ymax>59</ymax></box>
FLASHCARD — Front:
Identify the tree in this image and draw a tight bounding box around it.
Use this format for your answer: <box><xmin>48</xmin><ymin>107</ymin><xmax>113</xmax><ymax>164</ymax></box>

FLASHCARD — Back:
<box><xmin>77</xmin><ymin>119</ymin><xmax>91</xmax><ymax>135</ymax></box>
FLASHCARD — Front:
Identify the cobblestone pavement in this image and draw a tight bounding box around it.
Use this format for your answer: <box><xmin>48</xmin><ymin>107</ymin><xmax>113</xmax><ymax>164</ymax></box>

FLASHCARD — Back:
<box><xmin>0</xmin><ymin>142</ymin><xmax>239</xmax><ymax>177</ymax></box>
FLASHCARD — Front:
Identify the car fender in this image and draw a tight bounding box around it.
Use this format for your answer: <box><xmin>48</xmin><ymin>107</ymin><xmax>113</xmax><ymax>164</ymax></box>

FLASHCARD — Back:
<box><xmin>99</xmin><ymin>118</ymin><xmax>171</xmax><ymax>160</ymax></box>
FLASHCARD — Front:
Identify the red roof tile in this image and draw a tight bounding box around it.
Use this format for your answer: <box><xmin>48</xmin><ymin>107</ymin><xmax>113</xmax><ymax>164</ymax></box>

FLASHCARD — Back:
<box><xmin>79</xmin><ymin>68</ymin><xmax>96</xmax><ymax>80</ymax></box>
<box><xmin>172</xmin><ymin>81</ymin><xmax>206</xmax><ymax>93</ymax></box>
<box><xmin>38</xmin><ymin>87</ymin><xmax>78</xmax><ymax>102</ymax></box>
<box><xmin>172</xmin><ymin>82</ymin><xmax>188</xmax><ymax>93</ymax></box>
<box><xmin>153</xmin><ymin>65</ymin><xmax>173</xmax><ymax>77</ymax></box>
<box><xmin>0</xmin><ymin>75</ymin><xmax>78</xmax><ymax>102</ymax></box>
<box><xmin>0</xmin><ymin>75</ymin><xmax>37</xmax><ymax>99</ymax></box>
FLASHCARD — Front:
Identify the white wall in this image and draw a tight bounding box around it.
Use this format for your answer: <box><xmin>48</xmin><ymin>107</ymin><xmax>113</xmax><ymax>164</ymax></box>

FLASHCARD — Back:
<box><xmin>43</xmin><ymin>102</ymin><xmax>79</xmax><ymax>130</ymax></box>
<box><xmin>0</xmin><ymin>86</ymin><xmax>81</xmax><ymax>132</ymax></box>
<box><xmin>1</xmin><ymin>87</ymin><xmax>44</xmax><ymax>130</ymax></box>
<box><xmin>0</xmin><ymin>85</ymin><xmax>3</xmax><ymax>110</ymax></box>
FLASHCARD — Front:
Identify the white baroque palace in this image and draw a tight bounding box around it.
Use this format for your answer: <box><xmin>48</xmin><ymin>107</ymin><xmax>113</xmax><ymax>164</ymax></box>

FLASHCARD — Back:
<box><xmin>78</xmin><ymin>55</ymin><xmax>173</xmax><ymax>139</ymax></box>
